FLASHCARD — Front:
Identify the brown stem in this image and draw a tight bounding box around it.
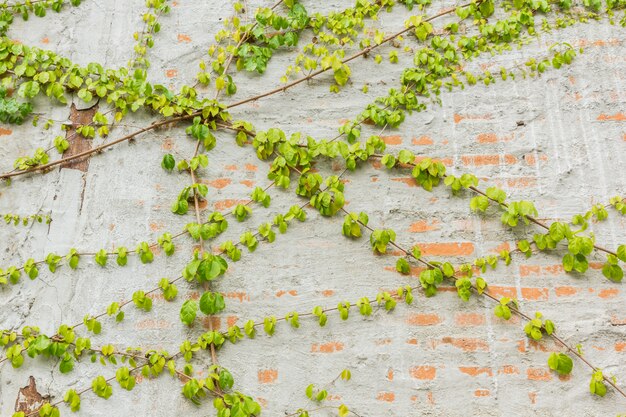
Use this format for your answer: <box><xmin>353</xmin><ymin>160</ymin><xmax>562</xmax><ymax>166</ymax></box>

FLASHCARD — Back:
<box><xmin>224</xmin><ymin>3</ymin><xmax>468</xmax><ymax>109</ymax></box>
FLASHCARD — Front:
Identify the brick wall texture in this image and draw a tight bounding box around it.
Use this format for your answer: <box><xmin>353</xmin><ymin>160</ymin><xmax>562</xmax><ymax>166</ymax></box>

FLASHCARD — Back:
<box><xmin>0</xmin><ymin>1</ymin><xmax>625</xmax><ymax>416</ymax></box>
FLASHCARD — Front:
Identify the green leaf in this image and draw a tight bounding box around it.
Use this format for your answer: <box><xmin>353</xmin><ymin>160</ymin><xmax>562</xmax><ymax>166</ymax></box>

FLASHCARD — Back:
<box><xmin>199</xmin><ymin>292</ymin><xmax>226</xmax><ymax>315</ymax></box>
<box><xmin>548</xmin><ymin>352</ymin><xmax>573</xmax><ymax>375</ymax></box>
<box><xmin>162</xmin><ymin>154</ymin><xmax>175</xmax><ymax>171</ymax></box>
<box><xmin>180</xmin><ymin>300</ymin><xmax>198</xmax><ymax>326</ymax></box>
<box><xmin>396</xmin><ymin>258</ymin><xmax>410</xmax><ymax>274</ymax></box>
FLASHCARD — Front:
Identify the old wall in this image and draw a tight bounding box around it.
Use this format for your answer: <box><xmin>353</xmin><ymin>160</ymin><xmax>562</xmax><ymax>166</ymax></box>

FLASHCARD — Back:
<box><xmin>0</xmin><ymin>1</ymin><xmax>625</xmax><ymax>416</ymax></box>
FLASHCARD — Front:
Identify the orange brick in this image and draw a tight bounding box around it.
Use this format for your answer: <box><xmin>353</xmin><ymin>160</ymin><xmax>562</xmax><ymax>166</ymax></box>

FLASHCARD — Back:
<box><xmin>213</xmin><ymin>199</ymin><xmax>247</xmax><ymax>210</ymax></box>
<box><xmin>459</xmin><ymin>367</ymin><xmax>492</xmax><ymax>377</ymax></box>
<box><xmin>245</xmin><ymin>163</ymin><xmax>258</xmax><ymax>171</ymax></box>
<box><xmin>275</xmin><ymin>289</ymin><xmax>297</xmax><ymax>297</ymax></box>
<box><xmin>519</xmin><ymin>265</ymin><xmax>541</xmax><ymax>277</ymax></box>
<box><xmin>461</xmin><ymin>154</ymin><xmax>518</xmax><ymax>166</ymax></box>
<box><xmin>224</xmin><ymin>164</ymin><xmax>238</xmax><ymax>171</ymax></box>
<box><xmin>240</xmin><ymin>180</ymin><xmax>255</xmax><ymax>187</ymax></box>
<box><xmin>376</xmin><ymin>392</ymin><xmax>395</xmax><ymax>402</ymax></box>
<box><xmin>206</xmin><ymin>178</ymin><xmax>231</xmax><ymax>189</ymax></box>
<box><xmin>440</xmin><ymin>337</ymin><xmax>489</xmax><ymax>352</ymax></box>
<box><xmin>527</xmin><ymin>368</ymin><xmax>552</xmax><ymax>381</ymax></box>
<box><xmin>226</xmin><ymin>316</ymin><xmax>238</xmax><ymax>328</ymax></box>
<box><xmin>202</xmin><ymin>316</ymin><xmax>221</xmax><ymax>330</ymax></box>
<box><xmin>615</xmin><ymin>343</ymin><xmax>626</xmax><ymax>352</ymax></box>
<box><xmin>409</xmin><ymin>366</ymin><xmax>437</xmax><ymax>380</ymax></box>
<box><xmin>224</xmin><ymin>292</ymin><xmax>250</xmax><ymax>302</ymax></box>
<box><xmin>311</xmin><ymin>342</ymin><xmax>344</xmax><ymax>353</ymax></box>
<box><xmin>521</xmin><ymin>287</ymin><xmax>549</xmax><ymax>301</ymax></box>
<box><xmin>474</xmin><ymin>389</ymin><xmax>490</xmax><ymax>397</ymax></box>
<box><xmin>597</xmin><ymin>112</ymin><xmax>626</xmax><ymax>121</ymax></box>
<box><xmin>416</xmin><ymin>242</ymin><xmax>475</xmax><ymax>256</ymax></box>
<box><xmin>381</xmin><ymin>135</ymin><xmax>402</xmax><ymax>145</ymax></box>
<box><xmin>258</xmin><ymin>369</ymin><xmax>278</xmax><ymax>384</ymax></box>
<box><xmin>135</xmin><ymin>319</ymin><xmax>171</xmax><ymax>329</ymax></box>
<box><xmin>0</xmin><ymin>127</ymin><xmax>12</xmax><ymax>136</ymax></box>
<box><xmin>498</xmin><ymin>365</ymin><xmax>520</xmax><ymax>375</ymax></box>
<box><xmin>555</xmin><ymin>286</ymin><xmax>579</xmax><ymax>297</ymax></box>
<box><xmin>321</xmin><ymin>290</ymin><xmax>334</xmax><ymax>297</ymax></box>
<box><xmin>177</xmin><ymin>34</ymin><xmax>192</xmax><ymax>43</ymax></box>
<box><xmin>387</xmin><ymin>369</ymin><xmax>394</xmax><ymax>381</ymax></box>
<box><xmin>477</xmin><ymin>133</ymin><xmax>497</xmax><ymax>143</ymax></box>
<box><xmin>391</xmin><ymin>177</ymin><xmax>417</xmax><ymax>187</ymax></box>
<box><xmin>165</xmin><ymin>69</ymin><xmax>178</xmax><ymax>78</ymax></box>
<box><xmin>412</xmin><ymin>135</ymin><xmax>434</xmax><ymax>145</ymax></box>
<box><xmin>455</xmin><ymin>313</ymin><xmax>485</xmax><ymax>326</ymax></box>
<box><xmin>598</xmin><ymin>288</ymin><xmax>619</xmax><ymax>299</ymax></box>
<box><xmin>414</xmin><ymin>156</ymin><xmax>453</xmax><ymax>166</ymax></box>
<box><xmin>406</xmin><ymin>313</ymin><xmax>442</xmax><ymax>326</ymax></box>
<box><xmin>408</xmin><ymin>220</ymin><xmax>440</xmax><ymax>233</ymax></box>
<box><xmin>453</xmin><ymin>113</ymin><xmax>492</xmax><ymax>124</ymax></box>
<box><xmin>488</xmin><ymin>285</ymin><xmax>516</xmax><ymax>299</ymax></box>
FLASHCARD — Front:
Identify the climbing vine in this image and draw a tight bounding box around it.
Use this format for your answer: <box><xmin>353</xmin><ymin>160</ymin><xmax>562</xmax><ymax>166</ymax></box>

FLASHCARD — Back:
<box><xmin>1</xmin><ymin>0</ymin><xmax>626</xmax><ymax>416</ymax></box>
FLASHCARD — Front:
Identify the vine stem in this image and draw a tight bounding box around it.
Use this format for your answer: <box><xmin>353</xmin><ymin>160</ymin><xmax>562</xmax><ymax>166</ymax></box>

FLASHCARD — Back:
<box><xmin>0</xmin><ymin>175</ymin><xmax>278</xmax><ymax>280</ymax></box>
<box><xmin>0</xmin><ymin>0</ymin><xmax>465</xmax><ymax>181</ymax></box>
<box><xmin>223</xmin><ymin>2</ymin><xmax>472</xmax><ymax>109</ymax></box>
<box><xmin>211</xmin><ymin>0</ymin><xmax>285</xmax><ymax>100</ymax></box>
<box><xmin>189</xmin><ymin>139</ymin><xmax>219</xmax><ymax>367</ymax></box>
<box><xmin>0</xmin><ymin>113</ymin><xmax>196</xmax><ymax>180</ymax></box>
<box><xmin>370</xmin><ymin>153</ymin><xmax>621</xmax><ymax>259</ymax></box>
<box><xmin>338</xmin><ymin>203</ymin><xmax>626</xmax><ymax>399</ymax></box>
<box><xmin>284</xmin><ymin>163</ymin><xmax>625</xmax><ymax>399</ymax></box>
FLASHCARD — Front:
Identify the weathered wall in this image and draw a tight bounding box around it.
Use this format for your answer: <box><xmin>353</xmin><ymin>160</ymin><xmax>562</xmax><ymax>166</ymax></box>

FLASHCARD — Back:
<box><xmin>1</xmin><ymin>1</ymin><xmax>625</xmax><ymax>416</ymax></box>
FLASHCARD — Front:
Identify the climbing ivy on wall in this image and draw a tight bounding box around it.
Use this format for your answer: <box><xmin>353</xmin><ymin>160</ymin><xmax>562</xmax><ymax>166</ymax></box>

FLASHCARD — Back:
<box><xmin>0</xmin><ymin>0</ymin><xmax>626</xmax><ymax>416</ymax></box>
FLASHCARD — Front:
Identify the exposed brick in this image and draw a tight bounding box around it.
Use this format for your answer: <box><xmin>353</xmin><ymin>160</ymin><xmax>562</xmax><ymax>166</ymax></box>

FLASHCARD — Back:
<box><xmin>615</xmin><ymin>342</ymin><xmax>626</xmax><ymax>352</ymax></box>
<box><xmin>205</xmin><ymin>178</ymin><xmax>231</xmax><ymax>189</ymax></box>
<box><xmin>275</xmin><ymin>290</ymin><xmax>298</xmax><ymax>297</ymax></box>
<box><xmin>165</xmin><ymin>69</ymin><xmax>178</xmax><ymax>78</ymax></box>
<box><xmin>213</xmin><ymin>199</ymin><xmax>247</xmax><ymax>210</ymax></box>
<box><xmin>311</xmin><ymin>342</ymin><xmax>344</xmax><ymax>353</ymax></box>
<box><xmin>376</xmin><ymin>392</ymin><xmax>395</xmax><ymax>402</ymax></box>
<box><xmin>412</xmin><ymin>135</ymin><xmax>434</xmax><ymax>145</ymax></box>
<box><xmin>408</xmin><ymin>220</ymin><xmax>440</xmax><ymax>233</ymax></box>
<box><xmin>409</xmin><ymin>366</ymin><xmax>437</xmax><ymax>380</ymax></box>
<box><xmin>177</xmin><ymin>33</ymin><xmax>192</xmax><ymax>43</ymax></box>
<box><xmin>439</xmin><ymin>337</ymin><xmax>489</xmax><ymax>352</ymax></box>
<box><xmin>498</xmin><ymin>365</ymin><xmax>520</xmax><ymax>375</ymax></box>
<box><xmin>488</xmin><ymin>285</ymin><xmax>517</xmax><ymax>299</ymax></box>
<box><xmin>453</xmin><ymin>113</ymin><xmax>492</xmax><ymax>124</ymax></box>
<box><xmin>474</xmin><ymin>389</ymin><xmax>490</xmax><ymax>397</ymax></box>
<box><xmin>555</xmin><ymin>286</ymin><xmax>579</xmax><ymax>297</ymax></box>
<box><xmin>406</xmin><ymin>313</ymin><xmax>442</xmax><ymax>326</ymax></box>
<box><xmin>521</xmin><ymin>287</ymin><xmax>549</xmax><ymax>301</ymax></box>
<box><xmin>416</xmin><ymin>242</ymin><xmax>475</xmax><ymax>256</ymax></box>
<box><xmin>597</xmin><ymin>112</ymin><xmax>626</xmax><ymax>121</ymax></box>
<box><xmin>461</xmin><ymin>154</ymin><xmax>518</xmax><ymax>166</ymax></box>
<box><xmin>459</xmin><ymin>367</ymin><xmax>493</xmax><ymax>377</ymax></box>
<box><xmin>455</xmin><ymin>313</ymin><xmax>485</xmax><ymax>326</ymax></box>
<box><xmin>381</xmin><ymin>135</ymin><xmax>402</xmax><ymax>145</ymax></box>
<box><xmin>258</xmin><ymin>369</ymin><xmax>278</xmax><ymax>384</ymax></box>
<box><xmin>0</xmin><ymin>127</ymin><xmax>12</xmax><ymax>136</ymax></box>
<box><xmin>202</xmin><ymin>316</ymin><xmax>221</xmax><ymax>330</ymax></box>
<box><xmin>391</xmin><ymin>177</ymin><xmax>417</xmax><ymax>187</ymax></box>
<box><xmin>527</xmin><ymin>368</ymin><xmax>552</xmax><ymax>381</ymax></box>
<box><xmin>598</xmin><ymin>288</ymin><xmax>619</xmax><ymax>299</ymax></box>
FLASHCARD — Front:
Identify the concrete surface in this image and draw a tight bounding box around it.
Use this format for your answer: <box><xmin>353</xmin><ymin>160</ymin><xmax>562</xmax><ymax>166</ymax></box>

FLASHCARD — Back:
<box><xmin>0</xmin><ymin>1</ymin><xmax>625</xmax><ymax>416</ymax></box>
